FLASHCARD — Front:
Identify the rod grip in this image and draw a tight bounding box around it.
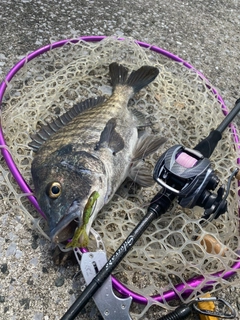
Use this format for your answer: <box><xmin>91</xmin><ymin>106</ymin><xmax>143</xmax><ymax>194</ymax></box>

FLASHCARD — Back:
<box><xmin>194</xmin><ymin>130</ymin><xmax>222</xmax><ymax>158</ymax></box>
<box><xmin>157</xmin><ymin>304</ymin><xmax>192</xmax><ymax>320</ymax></box>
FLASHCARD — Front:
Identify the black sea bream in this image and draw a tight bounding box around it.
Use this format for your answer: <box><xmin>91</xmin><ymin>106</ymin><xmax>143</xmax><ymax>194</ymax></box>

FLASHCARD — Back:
<box><xmin>29</xmin><ymin>63</ymin><xmax>166</xmax><ymax>244</ymax></box>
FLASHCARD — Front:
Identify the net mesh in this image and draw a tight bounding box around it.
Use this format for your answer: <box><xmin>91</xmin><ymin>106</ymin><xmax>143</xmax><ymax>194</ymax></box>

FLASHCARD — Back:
<box><xmin>1</xmin><ymin>36</ymin><xmax>240</xmax><ymax>318</ymax></box>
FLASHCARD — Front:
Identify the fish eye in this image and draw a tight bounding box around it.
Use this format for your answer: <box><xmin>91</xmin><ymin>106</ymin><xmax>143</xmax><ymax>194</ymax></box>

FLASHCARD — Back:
<box><xmin>46</xmin><ymin>182</ymin><xmax>62</xmax><ymax>199</ymax></box>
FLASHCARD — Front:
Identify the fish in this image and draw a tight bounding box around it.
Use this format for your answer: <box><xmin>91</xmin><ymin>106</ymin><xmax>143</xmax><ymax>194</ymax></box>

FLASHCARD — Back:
<box><xmin>29</xmin><ymin>62</ymin><xmax>166</xmax><ymax>245</ymax></box>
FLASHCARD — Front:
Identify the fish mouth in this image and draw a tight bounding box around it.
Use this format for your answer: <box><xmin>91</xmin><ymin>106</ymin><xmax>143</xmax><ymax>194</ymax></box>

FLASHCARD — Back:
<box><xmin>50</xmin><ymin>201</ymin><xmax>82</xmax><ymax>244</ymax></box>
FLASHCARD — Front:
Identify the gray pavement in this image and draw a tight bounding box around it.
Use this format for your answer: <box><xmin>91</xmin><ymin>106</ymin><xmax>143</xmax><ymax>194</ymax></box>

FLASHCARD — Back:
<box><xmin>0</xmin><ymin>0</ymin><xmax>240</xmax><ymax>319</ymax></box>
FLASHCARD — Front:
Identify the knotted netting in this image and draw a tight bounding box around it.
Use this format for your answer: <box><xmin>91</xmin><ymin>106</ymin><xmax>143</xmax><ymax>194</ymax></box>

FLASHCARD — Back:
<box><xmin>0</xmin><ymin>36</ymin><xmax>239</xmax><ymax>319</ymax></box>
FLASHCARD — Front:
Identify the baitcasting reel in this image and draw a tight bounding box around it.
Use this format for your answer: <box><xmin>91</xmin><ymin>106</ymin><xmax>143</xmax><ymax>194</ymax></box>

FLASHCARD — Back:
<box><xmin>153</xmin><ymin>145</ymin><xmax>227</xmax><ymax>221</ymax></box>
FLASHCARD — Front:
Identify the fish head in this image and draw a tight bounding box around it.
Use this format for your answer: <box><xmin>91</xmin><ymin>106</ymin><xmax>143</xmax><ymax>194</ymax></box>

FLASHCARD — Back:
<box><xmin>31</xmin><ymin>149</ymin><xmax>106</xmax><ymax>244</ymax></box>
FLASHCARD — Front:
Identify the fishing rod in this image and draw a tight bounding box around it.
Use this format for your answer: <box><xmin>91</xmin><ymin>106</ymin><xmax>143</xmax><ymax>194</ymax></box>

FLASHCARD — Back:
<box><xmin>61</xmin><ymin>99</ymin><xmax>240</xmax><ymax>320</ymax></box>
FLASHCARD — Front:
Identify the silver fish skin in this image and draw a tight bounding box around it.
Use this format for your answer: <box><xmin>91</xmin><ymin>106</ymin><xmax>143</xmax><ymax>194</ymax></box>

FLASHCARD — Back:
<box><xmin>30</xmin><ymin>63</ymin><xmax>166</xmax><ymax>244</ymax></box>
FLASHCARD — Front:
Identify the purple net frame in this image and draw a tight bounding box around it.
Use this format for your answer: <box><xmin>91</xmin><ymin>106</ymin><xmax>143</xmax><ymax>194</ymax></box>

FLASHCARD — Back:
<box><xmin>0</xmin><ymin>35</ymin><xmax>240</xmax><ymax>304</ymax></box>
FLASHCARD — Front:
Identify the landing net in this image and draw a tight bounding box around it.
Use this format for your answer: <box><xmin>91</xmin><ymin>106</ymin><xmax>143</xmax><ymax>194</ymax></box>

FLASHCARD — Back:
<box><xmin>0</xmin><ymin>36</ymin><xmax>239</xmax><ymax>318</ymax></box>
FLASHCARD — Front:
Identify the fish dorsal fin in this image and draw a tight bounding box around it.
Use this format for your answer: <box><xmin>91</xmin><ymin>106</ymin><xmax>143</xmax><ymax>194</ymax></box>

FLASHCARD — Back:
<box><xmin>131</xmin><ymin>108</ymin><xmax>151</xmax><ymax>128</ymax></box>
<box><xmin>28</xmin><ymin>96</ymin><xmax>105</xmax><ymax>151</ymax></box>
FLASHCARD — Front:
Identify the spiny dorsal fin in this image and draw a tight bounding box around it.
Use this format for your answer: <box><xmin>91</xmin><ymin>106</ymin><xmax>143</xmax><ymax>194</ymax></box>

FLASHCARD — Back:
<box><xmin>131</xmin><ymin>108</ymin><xmax>151</xmax><ymax>128</ymax></box>
<box><xmin>28</xmin><ymin>96</ymin><xmax>105</xmax><ymax>152</ymax></box>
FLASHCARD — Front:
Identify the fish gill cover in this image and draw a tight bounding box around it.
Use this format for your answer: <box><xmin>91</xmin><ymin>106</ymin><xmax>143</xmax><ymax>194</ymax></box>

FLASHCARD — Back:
<box><xmin>0</xmin><ymin>37</ymin><xmax>239</xmax><ymax>318</ymax></box>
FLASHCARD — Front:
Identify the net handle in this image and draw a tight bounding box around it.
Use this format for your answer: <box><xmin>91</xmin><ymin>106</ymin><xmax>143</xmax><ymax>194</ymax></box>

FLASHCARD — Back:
<box><xmin>0</xmin><ymin>35</ymin><xmax>239</xmax><ymax>304</ymax></box>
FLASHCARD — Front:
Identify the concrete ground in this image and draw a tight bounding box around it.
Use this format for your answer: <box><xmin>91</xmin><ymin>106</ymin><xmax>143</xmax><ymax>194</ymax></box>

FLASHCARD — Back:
<box><xmin>0</xmin><ymin>0</ymin><xmax>240</xmax><ymax>319</ymax></box>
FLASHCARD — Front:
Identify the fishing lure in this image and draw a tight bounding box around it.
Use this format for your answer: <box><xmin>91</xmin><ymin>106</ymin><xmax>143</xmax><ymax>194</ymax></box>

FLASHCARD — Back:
<box><xmin>66</xmin><ymin>191</ymin><xmax>100</xmax><ymax>248</ymax></box>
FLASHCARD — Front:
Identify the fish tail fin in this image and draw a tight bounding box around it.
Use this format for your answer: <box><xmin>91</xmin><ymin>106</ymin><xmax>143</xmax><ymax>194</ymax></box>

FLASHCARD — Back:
<box><xmin>109</xmin><ymin>63</ymin><xmax>159</xmax><ymax>93</ymax></box>
<box><xmin>127</xmin><ymin>65</ymin><xmax>159</xmax><ymax>93</ymax></box>
<box><xmin>109</xmin><ymin>63</ymin><xmax>129</xmax><ymax>89</ymax></box>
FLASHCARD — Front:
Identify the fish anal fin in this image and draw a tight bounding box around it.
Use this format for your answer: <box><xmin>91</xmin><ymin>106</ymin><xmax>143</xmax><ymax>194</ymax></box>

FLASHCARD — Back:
<box><xmin>28</xmin><ymin>96</ymin><xmax>105</xmax><ymax>151</ymax></box>
<box><xmin>128</xmin><ymin>135</ymin><xmax>166</xmax><ymax>187</ymax></box>
<box><xmin>128</xmin><ymin>162</ymin><xmax>155</xmax><ymax>187</ymax></box>
<box><xmin>95</xmin><ymin>118</ymin><xmax>124</xmax><ymax>154</ymax></box>
<box><xmin>133</xmin><ymin>135</ymin><xmax>167</xmax><ymax>161</ymax></box>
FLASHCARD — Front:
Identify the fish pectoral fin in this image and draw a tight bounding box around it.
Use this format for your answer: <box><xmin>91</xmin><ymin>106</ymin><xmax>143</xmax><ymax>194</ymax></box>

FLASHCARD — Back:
<box><xmin>132</xmin><ymin>135</ymin><xmax>167</xmax><ymax>161</ymax></box>
<box><xmin>128</xmin><ymin>161</ymin><xmax>154</xmax><ymax>187</ymax></box>
<box><xmin>28</xmin><ymin>96</ymin><xmax>105</xmax><ymax>151</ymax></box>
<box><xmin>95</xmin><ymin>118</ymin><xmax>124</xmax><ymax>154</ymax></box>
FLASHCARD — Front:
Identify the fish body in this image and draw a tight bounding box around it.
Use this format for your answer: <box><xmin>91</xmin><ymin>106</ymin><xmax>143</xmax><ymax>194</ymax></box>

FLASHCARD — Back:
<box><xmin>30</xmin><ymin>63</ymin><xmax>166</xmax><ymax>244</ymax></box>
